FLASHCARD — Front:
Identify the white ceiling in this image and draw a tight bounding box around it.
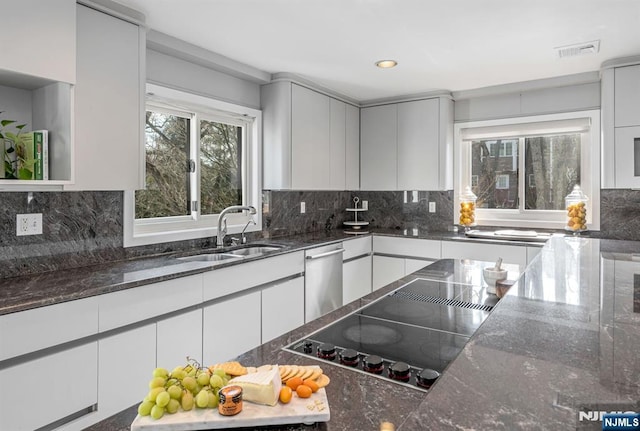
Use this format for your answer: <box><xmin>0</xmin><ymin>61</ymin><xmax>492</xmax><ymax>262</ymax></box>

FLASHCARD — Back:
<box><xmin>112</xmin><ymin>0</ymin><xmax>640</xmax><ymax>102</ymax></box>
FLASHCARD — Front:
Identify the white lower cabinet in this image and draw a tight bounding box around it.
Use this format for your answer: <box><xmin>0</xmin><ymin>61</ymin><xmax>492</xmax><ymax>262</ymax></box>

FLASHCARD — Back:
<box><xmin>405</xmin><ymin>258</ymin><xmax>431</xmax><ymax>274</ymax></box>
<box><xmin>441</xmin><ymin>241</ymin><xmax>527</xmax><ymax>268</ymax></box>
<box><xmin>343</xmin><ymin>256</ymin><xmax>372</xmax><ymax>304</ymax></box>
<box><xmin>0</xmin><ymin>342</ymin><xmax>98</xmax><ymax>431</ymax></box>
<box><xmin>98</xmin><ymin>324</ymin><xmax>156</xmax><ymax>421</ymax></box>
<box><xmin>157</xmin><ymin>309</ymin><xmax>203</xmax><ymax>369</ymax></box>
<box><xmin>261</xmin><ymin>277</ymin><xmax>305</xmax><ymax>343</ymax></box>
<box><xmin>203</xmin><ymin>290</ymin><xmax>261</xmax><ymax>364</ymax></box>
<box><xmin>373</xmin><ymin>255</ymin><xmax>406</xmax><ymax>290</ymax></box>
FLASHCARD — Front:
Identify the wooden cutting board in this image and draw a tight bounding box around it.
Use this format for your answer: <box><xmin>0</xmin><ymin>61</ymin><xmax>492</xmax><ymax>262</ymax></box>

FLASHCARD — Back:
<box><xmin>130</xmin><ymin>388</ymin><xmax>330</xmax><ymax>430</ymax></box>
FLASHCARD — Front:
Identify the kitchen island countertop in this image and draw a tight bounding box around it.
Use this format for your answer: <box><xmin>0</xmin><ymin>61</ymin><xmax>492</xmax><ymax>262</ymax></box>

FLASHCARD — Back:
<box><xmin>85</xmin><ymin>236</ymin><xmax>640</xmax><ymax>430</ymax></box>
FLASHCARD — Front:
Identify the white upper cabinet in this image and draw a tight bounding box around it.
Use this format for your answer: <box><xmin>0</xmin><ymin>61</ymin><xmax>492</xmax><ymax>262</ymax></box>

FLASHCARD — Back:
<box><xmin>262</xmin><ymin>81</ymin><xmax>360</xmax><ymax>190</ymax></box>
<box><xmin>68</xmin><ymin>4</ymin><xmax>143</xmax><ymax>190</ymax></box>
<box><xmin>360</xmin><ymin>104</ymin><xmax>398</xmax><ymax>190</ymax></box>
<box><xmin>614</xmin><ymin>65</ymin><xmax>640</xmax><ymax>128</ymax></box>
<box><xmin>291</xmin><ymin>84</ymin><xmax>331</xmax><ymax>189</ymax></box>
<box><xmin>0</xmin><ymin>0</ymin><xmax>76</xmax><ymax>84</ymax></box>
<box><xmin>602</xmin><ymin>62</ymin><xmax>640</xmax><ymax>188</ymax></box>
<box><xmin>361</xmin><ymin>97</ymin><xmax>453</xmax><ymax>191</ymax></box>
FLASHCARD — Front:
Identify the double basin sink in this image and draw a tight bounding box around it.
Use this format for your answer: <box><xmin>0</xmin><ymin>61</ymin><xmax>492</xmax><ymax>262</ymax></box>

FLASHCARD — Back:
<box><xmin>177</xmin><ymin>244</ymin><xmax>285</xmax><ymax>265</ymax></box>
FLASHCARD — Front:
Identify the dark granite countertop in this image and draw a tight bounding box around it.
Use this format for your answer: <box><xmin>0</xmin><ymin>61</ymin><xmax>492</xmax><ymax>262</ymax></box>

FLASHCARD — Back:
<box><xmin>0</xmin><ymin>228</ymin><xmax>546</xmax><ymax>316</ymax></box>
<box><xmin>84</xmin><ymin>236</ymin><xmax>640</xmax><ymax>431</ymax></box>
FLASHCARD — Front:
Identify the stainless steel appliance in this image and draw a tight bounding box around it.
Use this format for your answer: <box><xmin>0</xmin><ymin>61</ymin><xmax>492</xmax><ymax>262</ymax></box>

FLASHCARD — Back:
<box><xmin>304</xmin><ymin>243</ymin><xmax>345</xmax><ymax>322</ymax></box>
<box><xmin>286</xmin><ymin>259</ymin><xmax>518</xmax><ymax>391</ymax></box>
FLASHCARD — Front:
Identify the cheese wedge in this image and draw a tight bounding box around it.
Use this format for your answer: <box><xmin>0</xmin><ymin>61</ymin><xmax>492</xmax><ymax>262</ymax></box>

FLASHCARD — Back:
<box><xmin>228</xmin><ymin>365</ymin><xmax>282</xmax><ymax>406</ymax></box>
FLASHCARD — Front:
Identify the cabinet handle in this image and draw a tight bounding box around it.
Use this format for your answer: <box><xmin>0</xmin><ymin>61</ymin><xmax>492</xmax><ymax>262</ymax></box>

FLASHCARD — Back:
<box><xmin>306</xmin><ymin>248</ymin><xmax>346</xmax><ymax>260</ymax></box>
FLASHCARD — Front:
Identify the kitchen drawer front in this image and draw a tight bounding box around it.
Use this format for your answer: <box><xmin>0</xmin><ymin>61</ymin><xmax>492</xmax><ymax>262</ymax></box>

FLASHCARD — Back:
<box><xmin>98</xmin><ymin>274</ymin><xmax>203</xmax><ymax>332</ymax></box>
<box><xmin>343</xmin><ymin>236</ymin><xmax>372</xmax><ymax>260</ymax></box>
<box><xmin>0</xmin><ymin>342</ymin><xmax>98</xmax><ymax>431</ymax></box>
<box><xmin>0</xmin><ymin>296</ymin><xmax>98</xmax><ymax>361</ymax></box>
<box><xmin>373</xmin><ymin>236</ymin><xmax>441</xmax><ymax>259</ymax></box>
<box><xmin>441</xmin><ymin>241</ymin><xmax>527</xmax><ymax>268</ymax></box>
<box><xmin>203</xmin><ymin>251</ymin><xmax>304</xmax><ymax>301</ymax></box>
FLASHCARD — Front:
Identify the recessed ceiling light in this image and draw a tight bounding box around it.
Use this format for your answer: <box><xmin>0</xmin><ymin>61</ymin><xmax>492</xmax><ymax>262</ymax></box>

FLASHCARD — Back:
<box><xmin>375</xmin><ymin>59</ymin><xmax>398</xmax><ymax>69</ymax></box>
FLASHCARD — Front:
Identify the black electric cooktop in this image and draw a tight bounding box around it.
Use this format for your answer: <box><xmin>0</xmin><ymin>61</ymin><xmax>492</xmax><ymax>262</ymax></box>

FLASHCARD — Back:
<box><xmin>285</xmin><ymin>259</ymin><xmax>513</xmax><ymax>391</ymax></box>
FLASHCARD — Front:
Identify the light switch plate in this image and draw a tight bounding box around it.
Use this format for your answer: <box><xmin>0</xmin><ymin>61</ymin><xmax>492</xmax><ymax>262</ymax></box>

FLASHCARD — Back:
<box><xmin>300</xmin><ymin>202</ymin><xmax>306</xmax><ymax>214</ymax></box>
<box><xmin>429</xmin><ymin>202</ymin><xmax>436</xmax><ymax>213</ymax></box>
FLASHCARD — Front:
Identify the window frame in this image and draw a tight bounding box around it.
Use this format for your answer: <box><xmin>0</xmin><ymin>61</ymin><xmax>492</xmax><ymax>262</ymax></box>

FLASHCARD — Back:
<box><xmin>454</xmin><ymin>110</ymin><xmax>600</xmax><ymax>230</ymax></box>
<box><xmin>123</xmin><ymin>84</ymin><xmax>262</xmax><ymax>247</ymax></box>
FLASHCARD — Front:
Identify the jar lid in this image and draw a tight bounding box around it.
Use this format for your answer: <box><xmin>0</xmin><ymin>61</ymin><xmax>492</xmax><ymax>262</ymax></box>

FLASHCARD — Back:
<box><xmin>460</xmin><ymin>186</ymin><xmax>477</xmax><ymax>201</ymax></box>
<box><xmin>565</xmin><ymin>184</ymin><xmax>588</xmax><ymax>201</ymax></box>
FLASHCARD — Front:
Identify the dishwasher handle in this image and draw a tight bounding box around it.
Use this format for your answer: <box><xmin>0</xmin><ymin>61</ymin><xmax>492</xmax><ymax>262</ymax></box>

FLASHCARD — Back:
<box><xmin>306</xmin><ymin>248</ymin><xmax>345</xmax><ymax>260</ymax></box>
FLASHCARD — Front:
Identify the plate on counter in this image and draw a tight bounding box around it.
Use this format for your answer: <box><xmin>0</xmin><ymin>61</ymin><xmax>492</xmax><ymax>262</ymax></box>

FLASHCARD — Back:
<box><xmin>465</xmin><ymin>229</ymin><xmax>552</xmax><ymax>242</ymax></box>
<box><xmin>130</xmin><ymin>388</ymin><xmax>330</xmax><ymax>430</ymax></box>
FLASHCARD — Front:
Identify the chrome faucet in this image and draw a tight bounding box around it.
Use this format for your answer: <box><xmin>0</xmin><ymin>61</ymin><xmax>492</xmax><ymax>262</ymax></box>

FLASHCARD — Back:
<box><xmin>216</xmin><ymin>205</ymin><xmax>257</xmax><ymax>247</ymax></box>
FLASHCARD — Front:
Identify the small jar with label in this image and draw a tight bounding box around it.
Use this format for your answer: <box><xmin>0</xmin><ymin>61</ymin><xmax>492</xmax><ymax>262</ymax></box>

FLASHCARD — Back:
<box><xmin>218</xmin><ymin>385</ymin><xmax>243</xmax><ymax>416</ymax></box>
<box><xmin>565</xmin><ymin>185</ymin><xmax>588</xmax><ymax>233</ymax></box>
<box><xmin>459</xmin><ymin>186</ymin><xmax>477</xmax><ymax>230</ymax></box>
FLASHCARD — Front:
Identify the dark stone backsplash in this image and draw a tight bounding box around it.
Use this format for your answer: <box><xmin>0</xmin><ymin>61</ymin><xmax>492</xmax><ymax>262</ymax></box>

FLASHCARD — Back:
<box><xmin>0</xmin><ymin>188</ymin><xmax>636</xmax><ymax>278</ymax></box>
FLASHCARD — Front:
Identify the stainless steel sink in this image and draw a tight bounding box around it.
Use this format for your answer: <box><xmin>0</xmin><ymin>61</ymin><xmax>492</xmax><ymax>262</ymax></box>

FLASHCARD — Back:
<box><xmin>177</xmin><ymin>253</ymin><xmax>243</xmax><ymax>263</ymax></box>
<box><xmin>226</xmin><ymin>245</ymin><xmax>283</xmax><ymax>256</ymax></box>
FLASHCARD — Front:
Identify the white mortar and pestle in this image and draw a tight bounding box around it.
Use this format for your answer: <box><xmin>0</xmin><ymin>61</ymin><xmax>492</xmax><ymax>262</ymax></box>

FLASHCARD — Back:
<box><xmin>483</xmin><ymin>258</ymin><xmax>507</xmax><ymax>295</ymax></box>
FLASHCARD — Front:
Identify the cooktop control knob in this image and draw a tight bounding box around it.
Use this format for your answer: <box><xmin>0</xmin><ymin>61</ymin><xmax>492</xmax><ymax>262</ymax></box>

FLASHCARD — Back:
<box><xmin>416</xmin><ymin>368</ymin><xmax>440</xmax><ymax>389</ymax></box>
<box><xmin>303</xmin><ymin>342</ymin><xmax>313</xmax><ymax>354</ymax></box>
<box><xmin>389</xmin><ymin>361</ymin><xmax>411</xmax><ymax>382</ymax></box>
<box><xmin>363</xmin><ymin>355</ymin><xmax>384</xmax><ymax>374</ymax></box>
<box><xmin>339</xmin><ymin>348</ymin><xmax>359</xmax><ymax>367</ymax></box>
<box><xmin>317</xmin><ymin>343</ymin><xmax>337</xmax><ymax>361</ymax></box>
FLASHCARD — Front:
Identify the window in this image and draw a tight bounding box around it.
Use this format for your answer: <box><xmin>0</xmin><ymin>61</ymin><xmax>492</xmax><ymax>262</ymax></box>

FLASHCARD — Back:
<box><xmin>124</xmin><ymin>84</ymin><xmax>262</xmax><ymax>247</ymax></box>
<box><xmin>455</xmin><ymin>110</ymin><xmax>600</xmax><ymax>229</ymax></box>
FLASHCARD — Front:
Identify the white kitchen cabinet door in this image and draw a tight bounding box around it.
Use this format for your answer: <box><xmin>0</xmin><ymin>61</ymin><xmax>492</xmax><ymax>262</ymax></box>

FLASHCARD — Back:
<box><xmin>405</xmin><ymin>258</ymin><xmax>431</xmax><ymax>275</ymax></box>
<box><xmin>203</xmin><ymin>290</ymin><xmax>261</xmax><ymax>364</ymax></box>
<box><xmin>98</xmin><ymin>323</ymin><xmax>156</xmax><ymax>420</ymax></box>
<box><xmin>343</xmin><ymin>256</ymin><xmax>372</xmax><ymax>304</ymax></box>
<box><xmin>261</xmin><ymin>277</ymin><xmax>305</xmax><ymax>343</ymax></box>
<box><xmin>441</xmin><ymin>241</ymin><xmax>527</xmax><ymax>268</ymax></box>
<box><xmin>70</xmin><ymin>4</ymin><xmax>143</xmax><ymax>190</ymax></box>
<box><xmin>372</xmin><ymin>255</ymin><xmax>405</xmax><ymax>290</ymax></box>
<box><xmin>614</xmin><ymin>65</ymin><xmax>640</xmax><ymax>128</ymax></box>
<box><xmin>361</xmin><ymin>104</ymin><xmax>398</xmax><ymax>190</ymax></box>
<box><xmin>345</xmin><ymin>104</ymin><xmax>360</xmax><ymax>190</ymax></box>
<box><xmin>372</xmin><ymin>236</ymin><xmax>441</xmax><ymax>259</ymax></box>
<box><xmin>291</xmin><ymin>84</ymin><xmax>331</xmax><ymax>189</ymax></box>
<box><xmin>330</xmin><ymin>98</ymin><xmax>347</xmax><ymax>190</ymax></box>
<box><xmin>614</xmin><ymin>126</ymin><xmax>640</xmax><ymax>188</ymax></box>
<box><xmin>157</xmin><ymin>309</ymin><xmax>203</xmax><ymax>369</ymax></box>
<box><xmin>0</xmin><ymin>0</ymin><xmax>75</xmax><ymax>84</ymax></box>
<box><xmin>0</xmin><ymin>343</ymin><xmax>97</xmax><ymax>431</ymax></box>
<box><xmin>397</xmin><ymin>99</ymin><xmax>440</xmax><ymax>190</ymax></box>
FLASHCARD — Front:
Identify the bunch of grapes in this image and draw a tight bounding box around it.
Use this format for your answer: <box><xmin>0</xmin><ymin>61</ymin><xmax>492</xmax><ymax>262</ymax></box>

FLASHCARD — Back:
<box><xmin>137</xmin><ymin>358</ymin><xmax>231</xmax><ymax>420</ymax></box>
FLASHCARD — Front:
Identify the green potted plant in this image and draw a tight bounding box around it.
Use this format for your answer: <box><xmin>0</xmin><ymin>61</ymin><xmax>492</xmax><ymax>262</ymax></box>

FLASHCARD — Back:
<box><xmin>0</xmin><ymin>111</ymin><xmax>27</xmax><ymax>179</ymax></box>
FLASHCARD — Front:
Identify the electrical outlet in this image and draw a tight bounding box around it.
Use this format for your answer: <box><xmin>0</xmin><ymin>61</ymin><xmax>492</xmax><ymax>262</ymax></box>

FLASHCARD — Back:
<box><xmin>16</xmin><ymin>213</ymin><xmax>43</xmax><ymax>236</ymax></box>
<box><xmin>429</xmin><ymin>202</ymin><xmax>436</xmax><ymax>213</ymax></box>
<box><xmin>300</xmin><ymin>202</ymin><xmax>306</xmax><ymax>214</ymax></box>
<box><xmin>362</xmin><ymin>200</ymin><xmax>368</xmax><ymax>210</ymax></box>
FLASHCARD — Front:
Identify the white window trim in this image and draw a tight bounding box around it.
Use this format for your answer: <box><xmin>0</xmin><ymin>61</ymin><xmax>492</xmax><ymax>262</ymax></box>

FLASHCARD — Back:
<box><xmin>454</xmin><ymin>110</ymin><xmax>600</xmax><ymax>230</ymax></box>
<box><xmin>123</xmin><ymin>84</ymin><xmax>262</xmax><ymax>247</ymax></box>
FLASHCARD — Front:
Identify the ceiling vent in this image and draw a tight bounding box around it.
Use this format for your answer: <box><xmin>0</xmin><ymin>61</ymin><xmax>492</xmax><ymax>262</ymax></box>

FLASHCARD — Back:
<box><xmin>555</xmin><ymin>40</ymin><xmax>600</xmax><ymax>58</ymax></box>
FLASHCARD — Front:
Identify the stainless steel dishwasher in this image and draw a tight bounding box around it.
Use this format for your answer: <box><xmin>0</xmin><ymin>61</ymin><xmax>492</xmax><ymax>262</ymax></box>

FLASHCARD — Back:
<box><xmin>304</xmin><ymin>243</ymin><xmax>345</xmax><ymax>322</ymax></box>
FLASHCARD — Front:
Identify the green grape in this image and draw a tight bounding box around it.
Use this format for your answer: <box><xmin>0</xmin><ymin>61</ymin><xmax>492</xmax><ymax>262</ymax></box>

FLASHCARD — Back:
<box><xmin>196</xmin><ymin>371</ymin><xmax>210</xmax><ymax>386</ymax></box>
<box><xmin>147</xmin><ymin>387</ymin><xmax>165</xmax><ymax>403</ymax></box>
<box><xmin>150</xmin><ymin>404</ymin><xmax>165</xmax><ymax>420</ymax></box>
<box><xmin>207</xmin><ymin>391</ymin><xmax>219</xmax><ymax>408</ymax></box>
<box><xmin>171</xmin><ymin>369</ymin><xmax>186</xmax><ymax>380</ymax></box>
<box><xmin>167</xmin><ymin>385</ymin><xmax>182</xmax><ymax>400</ymax></box>
<box><xmin>166</xmin><ymin>378</ymin><xmax>179</xmax><ymax>387</ymax></box>
<box><xmin>182</xmin><ymin>376</ymin><xmax>197</xmax><ymax>392</ymax></box>
<box><xmin>195</xmin><ymin>389</ymin><xmax>209</xmax><ymax>408</ymax></box>
<box><xmin>187</xmin><ymin>367</ymin><xmax>197</xmax><ymax>377</ymax></box>
<box><xmin>222</xmin><ymin>377</ymin><xmax>229</xmax><ymax>386</ymax></box>
<box><xmin>166</xmin><ymin>398</ymin><xmax>180</xmax><ymax>414</ymax></box>
<box><xmin>152</xmin><ymin>367</ymin><xmax>169</xmax><ymax>378</ymax></box>
<box><xmin>137</xmin><ymin>400</ymin><xmax>154</xmax><ymax>416</ymax></box>
<box><xmin>213</xmin><ymin>369</ymin><xmax>227</xmax><ymax>378</ymax></box>
<box><xmin>181</xmin><ymin>390</ymin><xmax>194</xmax><ymax>411</ymax></box>
<box><xmin>148</xmin><ymin>376</ymin><xmax>166</xmax><ymax>389</ymax></box>
<box><xmin>156</xmin><ymin>391</ymin><xmax>171</xmax><ymax>408</ymax></box>
<box><xmin>209</xmin><ymin>375</ymin><xmax>224</xmax><ymax>388</ymax></box>
<box><xmin>172</xmin><ymin>365</ymin><xmax>184</xmax><ymax>374</ymax></box>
